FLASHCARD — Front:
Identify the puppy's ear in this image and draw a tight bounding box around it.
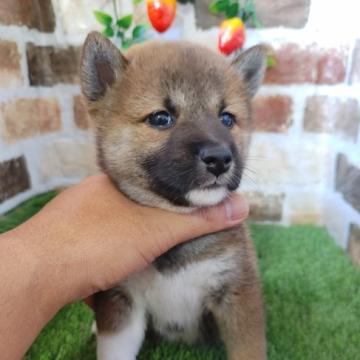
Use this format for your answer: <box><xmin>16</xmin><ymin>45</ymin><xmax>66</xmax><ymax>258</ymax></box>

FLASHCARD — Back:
<box><xmin>80</xmin><ymin>31</ymin><xmax>127</xmax><ymax>102</ymax></box>
<box><xmin>232</xmin><ymin>45</ymin><xmax>268</xmax><ymax>98</ymax></box>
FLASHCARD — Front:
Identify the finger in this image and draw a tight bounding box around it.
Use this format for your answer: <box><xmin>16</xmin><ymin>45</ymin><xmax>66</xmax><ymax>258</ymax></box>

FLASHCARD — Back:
<box><xmin>185</xmin><ymin>193</ymin><xmax>249</xmax><ymax>237</ymax></box>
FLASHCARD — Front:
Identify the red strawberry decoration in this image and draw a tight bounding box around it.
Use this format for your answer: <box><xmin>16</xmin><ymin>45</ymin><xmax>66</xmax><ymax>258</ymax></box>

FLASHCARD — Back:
<box><xmin>218</xmin><ymin>17</ymin><xmax>245</xmax><ymax>55</ymax></box>
<box><xmin>146</xmin><ymin>0</ymin><xmax>176</xmax><ymax>33</ymax></box>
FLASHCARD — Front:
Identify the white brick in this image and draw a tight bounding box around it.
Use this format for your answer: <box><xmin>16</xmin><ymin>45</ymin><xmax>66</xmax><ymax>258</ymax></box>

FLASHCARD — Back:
<box><xmin>38</xmin><ymin>138</ymin><xmax>98</xmax><ymax>182</ymax></box>
<box><xmin>245</xmin><ymin>135</ymin><xmax>331</xmax><ymax>187</ymax></box>
<box><xmin>286</xmin><ymin>190</ymin><xmax>324</xmax><ymax>225</ymax></box>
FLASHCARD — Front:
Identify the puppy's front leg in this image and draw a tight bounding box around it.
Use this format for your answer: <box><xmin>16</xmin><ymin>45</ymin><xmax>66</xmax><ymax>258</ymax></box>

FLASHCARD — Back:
<box><xmin>95</xmin><ymin>289</ymin><xmax>146</xmax><ymax>360</ymax></box>
<box><xmin>213</xmin><ymin>281</ymin><xmax>266</xmax><ymax>360</ymax></box>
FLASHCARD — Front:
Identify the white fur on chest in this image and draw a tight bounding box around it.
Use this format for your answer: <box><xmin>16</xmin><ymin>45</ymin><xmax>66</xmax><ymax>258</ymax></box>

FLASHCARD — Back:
<box><xmin>127</xmin><ymin>254</ymin><xmax>235</xmax><ymax>343</ymax></box>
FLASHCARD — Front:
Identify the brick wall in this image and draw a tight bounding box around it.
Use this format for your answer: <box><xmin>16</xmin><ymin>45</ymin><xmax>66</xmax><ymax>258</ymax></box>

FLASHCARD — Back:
<box><xmin>0</xmin><ymin>0</ymin><xmax>359</xmax><ymax>262</ymax></box>
<box><xmin>0</xmin><ymin>0</ymin><xmax>98</xmax><ymax>212</ymax></box>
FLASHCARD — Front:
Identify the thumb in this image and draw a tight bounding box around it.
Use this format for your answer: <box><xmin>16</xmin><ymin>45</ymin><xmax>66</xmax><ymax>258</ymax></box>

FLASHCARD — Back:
<box><xmin>148</xmin><ymin>194</ymin><xmax>249</xmax><ymax>249</ymax></box>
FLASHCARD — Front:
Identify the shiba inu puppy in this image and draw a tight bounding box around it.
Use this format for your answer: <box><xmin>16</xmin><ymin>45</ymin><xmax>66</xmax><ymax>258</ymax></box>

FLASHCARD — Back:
<box><xmin>80</xmin><ymin>31</ymin><xmax>267</xmax><ymax>360</ymax></box>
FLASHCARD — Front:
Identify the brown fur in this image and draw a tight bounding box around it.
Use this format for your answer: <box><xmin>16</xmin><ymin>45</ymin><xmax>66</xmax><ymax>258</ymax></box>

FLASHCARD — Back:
<box><xmin>208</xmin><ymin>228</ymin><xmax>266</xmax><ymax>359</ymax></box>
<box><xmin>81</xmin><ymin>32</ymin><xmax>267</xmax><ymax>359</ymax></box>
<box><xmin>95</xmin><ymin>288</ymin><xmax>133</xmax><ymax>333</ymax></box>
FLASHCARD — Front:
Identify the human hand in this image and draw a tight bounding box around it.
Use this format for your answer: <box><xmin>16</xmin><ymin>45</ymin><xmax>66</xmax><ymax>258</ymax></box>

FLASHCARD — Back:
<box><xmin>0</xmin><ymin>174</ymin><xmax>249</xmax><ymax>359</ymax></box>
<box><xmin>21</xmin><ymin>174</ymin><xmax>249</xmax><ymax>304</ymax></box>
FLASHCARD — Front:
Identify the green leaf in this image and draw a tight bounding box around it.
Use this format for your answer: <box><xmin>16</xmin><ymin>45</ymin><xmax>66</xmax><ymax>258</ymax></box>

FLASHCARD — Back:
<box><xmin>209</xmin><ymin>0</ymin><xmax>229</xmax><ymax>14</ymax></box>
<box><xmin>122</xmin><ymin>38</ymin><xmax>134</xmax><ymax>49</ymax></box>
<box><xmin>266</xmin><ymin>55</ymin><xmax>277</xmax><ymax>68</ymax></box>
<box><xmin>252</xmin><ymin>17</ymin><xmax>262</xmax><ymax>28</ymax></box>
<box><xmin>132</xmin><ymin>24</ymin><xmax>148</xmax><ymax>39</ymax></box>
<box><xmin>102</xmin><ymin>26</ymin><xmax>115</xmax><ymax>37</ymax></box>
<box><xmin>225</xmin><ymin>2</ymin><xmax>239</xmax><ymax>18</ymax></box>
<box><xmin>238</xmin><ymin>8</ymin><xmax>245</xmax><ymax>20</ymax></box>
<box><xmin>116</xmin><ymin>15</ymin><xmax>133</xmax><ymax>29</ymax></box>
<box><xmin>242</xmin><ymin>0</ymin><xmax>260</xmax><ymax>25</ymax></box>
<box><xmin>94</xmin><ymin>10</ymin><xmax>112</xmax><ymax>26</ymax></box>
<box><xmin>133</xmin><ymin>0</ymin><xmax>143</xmax><ymax>4</ymax></box>
<box><xmin>242</xmin><ymin>12</ymin><xmax>250</xmax><ymax>22</ymax></box>
<box><xmin>116</xmin><ymin>30</ymin><xmax>124</xmax><ymax>39</ymax></box>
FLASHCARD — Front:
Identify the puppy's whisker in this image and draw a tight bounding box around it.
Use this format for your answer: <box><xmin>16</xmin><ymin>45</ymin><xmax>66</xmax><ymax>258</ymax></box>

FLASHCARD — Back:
<box><xmin>241</xmin><ymin>174</ymin><xmax>260</xmax><ymax>192</ymax></box>
<box><xmin>245</xmin><ymin>155</ymin><xmax>266</xmax><ymax>161</ymax></box>
<box><xmin>243</xmin><ymin>166</ymin><xmax>258</xmax><ymax>177</ymax></box>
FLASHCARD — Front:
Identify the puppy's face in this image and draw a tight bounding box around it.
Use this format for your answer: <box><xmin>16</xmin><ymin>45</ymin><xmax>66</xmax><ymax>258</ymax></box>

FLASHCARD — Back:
<box><xmin>81</xmin><ymin>33</ymin><xmax>266</xmax><ymax>210</ymax></box>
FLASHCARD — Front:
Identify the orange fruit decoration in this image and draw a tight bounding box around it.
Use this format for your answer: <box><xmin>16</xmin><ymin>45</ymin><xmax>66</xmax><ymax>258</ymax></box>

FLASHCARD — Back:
<box><xmin>146</xmin><ymin>0</ymin><xmax>176</xmax><ymax>33</ymax></box>
<box><xmin>218</xmin><ymin>17</ymin><xmax>245</xmax><ymax>55</ymax></box>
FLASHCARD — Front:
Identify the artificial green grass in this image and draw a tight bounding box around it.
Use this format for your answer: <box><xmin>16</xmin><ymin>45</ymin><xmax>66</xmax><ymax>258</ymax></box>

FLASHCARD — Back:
<box><xmin>1</xmin><ymin>193</ymin><xmax>360</xmax><ymax>359</ymax></box>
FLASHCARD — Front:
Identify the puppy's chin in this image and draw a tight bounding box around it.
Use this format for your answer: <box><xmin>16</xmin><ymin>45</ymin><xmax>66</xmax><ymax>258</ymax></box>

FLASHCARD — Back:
<box><xmin>185</xmin><ymin>187</ymin><xmax>229</xmax><ymax>207</ymax></box>
<box><xmin>116</xmin><ymin>180</ymin><xmax>234</xmax><ymax>212</ymax></box>
<box><xmin>116</xmin><ymin>180</ymin><xmax>195</xmax><ymax>214</ymax></box>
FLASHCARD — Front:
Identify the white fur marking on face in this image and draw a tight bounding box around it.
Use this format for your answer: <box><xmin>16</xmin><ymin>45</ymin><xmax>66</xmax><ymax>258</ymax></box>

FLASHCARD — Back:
<box><xmin>97</xmin><ymin>305</ymin><xmax>146</xmax><ymax>360</ymax></box>
<box><xmin>185</xmin><ymin>187</ymin><xmax>228</xmax><ymax>207</ymax></box>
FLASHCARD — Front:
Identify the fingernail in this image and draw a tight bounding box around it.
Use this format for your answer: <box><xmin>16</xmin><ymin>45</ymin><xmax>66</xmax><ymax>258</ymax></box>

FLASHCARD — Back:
<box><xmin>224</xmin><ymin>195</ymin><xmax>249</xmax><ymax>222</ymax></box>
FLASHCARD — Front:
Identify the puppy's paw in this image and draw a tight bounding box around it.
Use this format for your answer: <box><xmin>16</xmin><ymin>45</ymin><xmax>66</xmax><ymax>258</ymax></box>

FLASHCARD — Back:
<box><xmin>97</xmin><ymin>332</ymin><xmax>138</xmax><ymax>360</ymax></box>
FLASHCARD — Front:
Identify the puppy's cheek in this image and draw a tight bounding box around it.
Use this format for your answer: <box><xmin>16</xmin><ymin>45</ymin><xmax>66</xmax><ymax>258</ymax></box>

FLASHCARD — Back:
<box><xmin>228</xmin><ymin>179</ymin><xmax>240</xmax><ymax>192</ymax></box>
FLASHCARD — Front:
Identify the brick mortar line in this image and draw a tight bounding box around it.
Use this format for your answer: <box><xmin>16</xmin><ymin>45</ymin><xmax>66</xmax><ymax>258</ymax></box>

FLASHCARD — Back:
<box><xmin>0</xmin><ymin>128</ymin><xmax>93</xmax><ymax>150</ymax></box>
<box><xmin>23</xmin><ymin>143</ymin><xmax>43</xmax><ymax>193</ymax></box>
<box><xmin>282</xmin><ymin>194</ymin><xmax>295</xmax><ymax>227</ymax></box>
<box><xmin>0</xmin><ymin>85</ymin><xmax>80</xmax><ymax>102</ymax></box>
<box><xmin>246</xmin><ymin>29</ymin><xmax>356</xmax><ymax>48</ymax></box>
<box><xmin>0</xmin><ymin>25</ymin><xmax>64</xmax><ymax>46</ymax></box>
<box><xmin>286</xmin><ymin>93</ymin><xmax>306</xmax><ymax>137</ymax></box>
<box><xmin>330</xmin><ymin>137</ymin><xmax>360</xmax><ymax>166</ymax></box>
<box><xmin>251</xmin><ymin>131</ymin><xmax>334</xmax><ymax>143</ymax></box>
<box><xmin>241</xmin><ymin>183</ymin><xmax>326</xmax><ymax>194</ymax></box>
<box><xmin>0</xmin><ymin>25</ymin><xmax>89</xmax><ymax>47</ymax></box>
<box><xmin>324</xmin><ymin>192</ymin><xmax>360</xmax><ymax>248</ymax></box>
<box><xmin>58</xmin><ymin>94</ymin><xmax>77</xmax><ymax>136</ymax></box>
<box><xmin>324</xmin><ymin>145</ymin><xmax>337</xmax><ymax>194</ymax></box>
<box><xmin>243</xmin><ymin>182</ymin><xmax>330</xmax><ymax>192</ymax></box>
<box><xmin>260</xmin><ymin>85</ymin><xmax>360</xmax><ymax>98</ymax></box>
<box><xmin>345</xmin><ymin>39</ymin><xmax>357</xmax><ymax>84</ymax></box>
<box><xmin>52</xmin><ymin>0</ymin><xmax>67</xmax><ymax>42</ymax></box>
<box><xmin>14</xmin><ymin>40</ymin><xmax>30</xmax><ymax>88</ymax></box>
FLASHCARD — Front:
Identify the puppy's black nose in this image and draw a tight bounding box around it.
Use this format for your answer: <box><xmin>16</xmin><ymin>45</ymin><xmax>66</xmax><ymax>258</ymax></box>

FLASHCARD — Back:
<box><xmin>199</xmin><ymin>145</ymin><xmax>232</xmax><ymax>177</ymax></box>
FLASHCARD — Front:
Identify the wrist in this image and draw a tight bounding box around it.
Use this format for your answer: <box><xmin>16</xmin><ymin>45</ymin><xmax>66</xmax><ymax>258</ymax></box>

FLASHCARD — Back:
<box><xmin>2</xmin><ymin>227</ymin><xmax>62</xmax><ymax>318</ymax></box>
<box><xmin>0</xmin><ymin>229</ymin><xmax>61</xmax><ymax>358</ymax></box>
<box><xmin>6</xmin><ymin>217</ymin><xmax>87</xmax><ymax>319</ymax></box>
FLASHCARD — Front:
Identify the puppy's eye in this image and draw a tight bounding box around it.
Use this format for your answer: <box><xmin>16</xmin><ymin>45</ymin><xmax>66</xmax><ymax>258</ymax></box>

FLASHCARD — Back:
<box><xmin>147</xmin><ymin>111</ymin><xmax>174</xmax><ymax>129</ymax></box>
<box><xmin>220</xmin><ymin>112</ymin><xmax>236</xmax><ymax>128</ymax></box>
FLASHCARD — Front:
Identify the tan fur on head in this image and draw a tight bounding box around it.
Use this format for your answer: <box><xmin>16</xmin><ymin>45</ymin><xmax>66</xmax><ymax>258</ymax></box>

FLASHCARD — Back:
<box><xmin>80</xmin><ymin>32</ymin><xmax>267</xmax><ymax>211</ymax></box>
